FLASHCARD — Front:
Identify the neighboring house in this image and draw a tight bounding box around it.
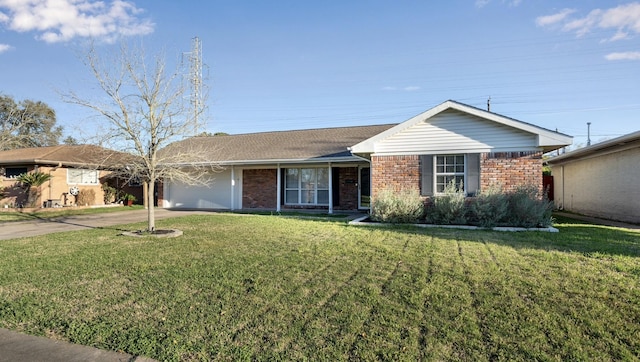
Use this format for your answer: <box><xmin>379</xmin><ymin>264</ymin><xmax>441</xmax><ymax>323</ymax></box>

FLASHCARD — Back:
<box><xmin>161</xmin><ymin>100</ymin><xmax>572</xmax><ymax>212</ymax></box>
<box><xmin>547</xmin><ymin>130</ymin><xmax>640</xmax><ymax>224</ymax></box>
<box><xmin>0</xmin><ymin>145</ymin><xmax>140</xmax><ymax>208</ymax></box>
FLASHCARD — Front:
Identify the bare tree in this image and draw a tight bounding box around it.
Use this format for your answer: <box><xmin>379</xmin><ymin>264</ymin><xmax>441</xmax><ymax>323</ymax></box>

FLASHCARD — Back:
<box><xmin>64</xmin><ymin>43</ymin><xmax>219</xmax><ymax>231</ymax></box>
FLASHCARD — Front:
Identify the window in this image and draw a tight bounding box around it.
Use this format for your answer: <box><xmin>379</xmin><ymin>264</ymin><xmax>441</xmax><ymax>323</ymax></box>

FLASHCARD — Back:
<box><xmin>67</xmin><ymin>169</ymin><xmax>99</xmax><ymax>185</ymax></box>
<box><xmin>435</xmin><ymin>155</ymin><xmax>465</xmax><ymax>193</ymax></box>
<box><xmin>420</xmin><ymin>154</ymin><xmax>480</xmax><ymax>197</ymax></box>
<box><xmin>284</xmin><ymin>168</ymin><xmax>329</xmax><ymax>205</ymax></box>
<box><xmin>4</xmin><ymin>167</ymin><xmax>27</xmax><ymax>178</ymax></box>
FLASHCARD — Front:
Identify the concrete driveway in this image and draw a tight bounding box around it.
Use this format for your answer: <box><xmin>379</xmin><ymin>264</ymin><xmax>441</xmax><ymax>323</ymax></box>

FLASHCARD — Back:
<box><xmin>0</xmin><ymin>208</ymin><xmax>210</xmax><ymax>240</ymax></box>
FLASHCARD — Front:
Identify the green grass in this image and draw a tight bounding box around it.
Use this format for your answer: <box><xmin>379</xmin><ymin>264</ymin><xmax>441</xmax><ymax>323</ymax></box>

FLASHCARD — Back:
<box><xmin>0</xmin><ymin>205</ymin><xmax>145</xmax><ymax>222</ymax></box>
<box><xmin>0</xmin><ymin>214</ymin><xmax>639</xmax><ymax>361</ymax></box>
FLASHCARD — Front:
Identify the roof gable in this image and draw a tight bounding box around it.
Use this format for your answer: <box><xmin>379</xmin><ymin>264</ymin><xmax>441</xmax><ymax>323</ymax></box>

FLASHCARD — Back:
<box><xmin>350</xmin><ymin>100</ymin><xmax>572</xmax><ymax>154</ymax></box>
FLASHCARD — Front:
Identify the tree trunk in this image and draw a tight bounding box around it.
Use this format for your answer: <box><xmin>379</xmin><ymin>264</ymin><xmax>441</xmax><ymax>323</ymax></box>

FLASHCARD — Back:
<box><xmin>27</xmin><ymin>186</ymin><xmax>40</xmax><ymax>208</ymax></box>
<box><xmin>147</xmin><ymin>181</ymin><xmax>155</xmax><ymax>231</ymax></box>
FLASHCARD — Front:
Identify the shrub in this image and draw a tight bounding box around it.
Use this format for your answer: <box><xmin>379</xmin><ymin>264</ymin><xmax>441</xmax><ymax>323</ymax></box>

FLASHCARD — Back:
<box><xmin>425</xmin><ymin>180</ymin><xmax>467</xmax><ymax>225</ymax></box>
<box><xmin>101</xmin><ymin>183</ymin><xmax>117</xmax><ymax>204</ymax></box>
<box><xmin>371</xmin><ymin>188</ymin><xmax>424</xmax><ymax>224</ymax></box>
<box><xmin>76</xmin><ymin>189</ymin><xmax>96</xmax><ymax>206</ymax></box>
<box><xmin>469</xmin><ymin>186</ymin><xmax>509</xmax><ymax>228</ymax></box>
<box><xmin>506</xmin><ymin>184</ymin><xmax>553</xmax><ymax>228</ymax></box>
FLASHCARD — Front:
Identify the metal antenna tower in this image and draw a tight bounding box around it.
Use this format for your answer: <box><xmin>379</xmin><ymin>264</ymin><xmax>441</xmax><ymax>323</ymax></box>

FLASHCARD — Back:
<box><xmin>183</xmin><ymin>36</ymin><xmax>208</xmax><ymax>133</ymax></box>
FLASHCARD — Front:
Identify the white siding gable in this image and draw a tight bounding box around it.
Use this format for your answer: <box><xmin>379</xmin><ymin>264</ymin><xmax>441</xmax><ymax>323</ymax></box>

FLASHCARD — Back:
<box><xmin>373</xmin><ymin>109</ymin><xmax>538</xmax><ymax>155</ymax></box>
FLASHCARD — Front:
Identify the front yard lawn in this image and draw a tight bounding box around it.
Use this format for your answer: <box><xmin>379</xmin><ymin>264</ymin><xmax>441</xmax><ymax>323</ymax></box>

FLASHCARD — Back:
<box><xmin>0</xmin><ymin>214</ymin><xmax>639</xmax><ymax>361</ymax></box>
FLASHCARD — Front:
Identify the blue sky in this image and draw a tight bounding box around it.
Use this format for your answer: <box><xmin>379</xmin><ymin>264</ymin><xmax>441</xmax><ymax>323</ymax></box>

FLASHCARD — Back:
<box><xmin>1</xmin><ymin>0</ymin><xmax>639</xmax><ymax>148</ymax></box>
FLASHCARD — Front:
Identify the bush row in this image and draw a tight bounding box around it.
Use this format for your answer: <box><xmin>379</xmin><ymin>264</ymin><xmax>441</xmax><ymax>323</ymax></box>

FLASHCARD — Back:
<box><xmin>371</xmin><ymin>183</ymin><xmax>553</xmax><ymax>228</ymax></box>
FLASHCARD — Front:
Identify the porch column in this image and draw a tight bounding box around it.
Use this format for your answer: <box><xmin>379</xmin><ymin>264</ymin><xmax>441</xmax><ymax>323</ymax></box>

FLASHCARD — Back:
<box><xmin>328</xmin><ymin>163</ymin><xmax>333</xmax><ymax>214</ymax></box>
<box><xmin>276</xmin><ymin>164</ymin><xmax>281</xmax><ymax>212</ymax></box>
<box><xmin>231</xmin><ymin>166</ymin><xmax>235</xmax><ymax>210</ymax></box>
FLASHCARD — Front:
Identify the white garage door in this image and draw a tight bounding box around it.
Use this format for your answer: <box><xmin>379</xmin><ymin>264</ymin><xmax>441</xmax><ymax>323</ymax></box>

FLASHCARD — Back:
<box><xmin>165</xmin><ymin>169</ymin><xmax>234</xmax><ymax>209</ymax></box>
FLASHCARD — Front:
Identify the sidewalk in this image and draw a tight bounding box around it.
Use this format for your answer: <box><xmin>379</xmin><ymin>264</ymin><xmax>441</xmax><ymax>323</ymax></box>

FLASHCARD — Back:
<box><xmin>0</xmin><ymin>328</ymin><xmax>156</xmax><ymax>362</ymax></box>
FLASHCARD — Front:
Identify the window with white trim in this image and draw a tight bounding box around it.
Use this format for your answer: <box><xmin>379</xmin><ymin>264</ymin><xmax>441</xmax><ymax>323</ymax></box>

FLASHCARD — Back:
<box><xmin>67</xmin><ymin>169</ymin><xmax>99</xmax><ymax>185</ymax></box>
<box><xmin>435</xmin><ymin>155</ymin><xmax>465</xmax><ymax>193</ymax></box>
<box><xmin>285</xmin><ymin>168</ymin><xmax>329</xmax><ymax>205</ymax></box>
<box><xmin>420</xmin><ymin>153</ymin><xmax>480</xmax><ymax>197</ymax></box>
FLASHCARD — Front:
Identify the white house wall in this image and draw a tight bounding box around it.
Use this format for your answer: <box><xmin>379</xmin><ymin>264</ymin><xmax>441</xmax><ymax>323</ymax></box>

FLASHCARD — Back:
<box><xmin>552</xmin><ymin>147</ymin><xmax>640</xmax><ymax>224</ymax></box>
<box><xmin>164</xmin><ymin>168</ymin><xmax>240</xmax><ymax>209</ymax></box>
<box><xmin>374</xmin><ymin>109</ymin><xmax>538</xmax><ymax>155</ymax></box>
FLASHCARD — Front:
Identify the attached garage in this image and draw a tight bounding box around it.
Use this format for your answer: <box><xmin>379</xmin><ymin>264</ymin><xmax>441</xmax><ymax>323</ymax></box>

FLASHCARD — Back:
<box><xmin>163</xmin><ymin>168</ymin><xmax>241</xmax><ymax>209</ymax></box>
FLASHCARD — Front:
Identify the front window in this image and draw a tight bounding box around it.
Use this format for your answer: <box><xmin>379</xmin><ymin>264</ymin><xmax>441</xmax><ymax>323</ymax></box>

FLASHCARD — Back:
<box><xmin>285</xmin><ymin>168</ymin><xmax>329</xmax><ymax>205</ymax></box>
<box><xmin>67</xmin><ymin>169</ymin><xmax>99</xmax><ymax>185</ymax></box>
<box><xmin>435</xmin><ymin>155</ymin><xmax>465</xmax><ymax>193</ymax></box>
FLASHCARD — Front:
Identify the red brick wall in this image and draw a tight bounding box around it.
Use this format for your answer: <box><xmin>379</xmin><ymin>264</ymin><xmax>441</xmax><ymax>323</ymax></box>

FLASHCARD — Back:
<box><xmin>337</xmin><ymin>167</ymin><xmax>358</xmax><ymax>210</ymax></box>
<box><xmin>480</xmin><ymin>152</ymin><xmax>543</xmax><ymax>193</ymax></box>
<box><xmin>242</xmin><ymin>169</ymin><xmax>277</xmax><ymax>208</ymax></box>
<box><xmin>371</xmin><ymin>155</ymin><xmax>421</xmax><ymax>197</ymax></box>
<box><xmin>371</xmin><ymin>152</ymin><xmax>543</xmax><ymax>197</ymax></box>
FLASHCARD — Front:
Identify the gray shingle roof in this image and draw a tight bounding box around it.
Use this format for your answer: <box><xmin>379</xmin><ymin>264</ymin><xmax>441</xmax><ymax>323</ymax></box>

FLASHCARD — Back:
<box><xmin>162</xmin><ymin>124</ymin><xmax>396</xmax><ymax>163</ymax></box>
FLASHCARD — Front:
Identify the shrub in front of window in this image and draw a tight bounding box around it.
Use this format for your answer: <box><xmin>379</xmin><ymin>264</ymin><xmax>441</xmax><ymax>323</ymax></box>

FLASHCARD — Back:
<box><xmin>425</xmin><ymin>180</ymin><xmax>467</xmax><ymax>225</ymax></box>
<box><xmin>371</xmin><ymin>188</ymin><xmax>424</xmax><ymax>224</ymax></box>
<box><xmin>505</xmin><ymin>184</ymin><xmax>553</xmax><ymax>228</ymax></box>
<box><xmin>468</xmin><ymin>185</ymin><xmax>509</xmax><ymax>228</ymax></box>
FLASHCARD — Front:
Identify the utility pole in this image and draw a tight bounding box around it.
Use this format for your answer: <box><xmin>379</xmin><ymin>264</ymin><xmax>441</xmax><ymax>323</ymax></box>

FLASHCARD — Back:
<box><xmin>587</xmin><ymin>122</ymin><xmax>591</xmax><ymax>146</ymax></box>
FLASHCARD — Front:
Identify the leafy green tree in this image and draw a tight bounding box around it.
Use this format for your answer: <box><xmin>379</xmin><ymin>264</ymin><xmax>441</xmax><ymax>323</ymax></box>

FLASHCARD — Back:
<box><xmin>0</xmin><ymin>95</ymin><xmax>62</xmax><ymax>150</ymax></box>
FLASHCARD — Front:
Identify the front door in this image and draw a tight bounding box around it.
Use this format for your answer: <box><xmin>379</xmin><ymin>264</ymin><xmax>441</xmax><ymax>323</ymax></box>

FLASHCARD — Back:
<box><xmin>359</xmin><ymin>167</ymin><xmax>370</xmax><ymax>209</ymax></box>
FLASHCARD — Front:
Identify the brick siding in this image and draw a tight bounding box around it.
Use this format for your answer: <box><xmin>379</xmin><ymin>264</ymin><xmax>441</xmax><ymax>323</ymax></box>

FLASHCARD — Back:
<box><xmin>242</xmin><ymin>169</ymin><xmax>277</xmax><ymax>208</ymax></box>
<box><xmin>480</xmin><ymin>152</ymin><xmax>543</xmax><ymax>193</ymax></box>
<box><xmin>371</xmin><ymin>152</ymin><xmax>543</xmax><ymax>197</ymax></box>
<box><xmin>371</xmin><ymin>155</ymin><xmax>421</xmax><ymax>198</ymax></box>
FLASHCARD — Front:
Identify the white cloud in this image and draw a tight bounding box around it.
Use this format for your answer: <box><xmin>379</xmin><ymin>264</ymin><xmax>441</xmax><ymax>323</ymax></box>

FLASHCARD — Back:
<box><xmin>605</xmin><ymin>51</ymin><xmax>640</xmax><ymax>60</ymax></box>
<box><xmin>475</xmin><ymin>0</ymin><xmax>491</xmax><ymax>8</ymax></box>
<box><xmin>0</xmin><ymin>0</ymin><xmax>154</xmax><ymax>43</ymax></box>
<box><xmin>404</xmin><ymin>86</ymin><xmax>421</xmax><ymax>91</ymax></box>
<box><xmin>0</xmin><ymin>43</ymin><xmax>11</xmax><ymax>53</ymax></box>
<box><xmin>535</xmin><ymin>8</ymin><xmax>576</xmax><ymax>27</ymax></box>
<box><xmin>537</xmin><ymin>2</ymin><xmax>640</xmax><ymax>41</ymax></box>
